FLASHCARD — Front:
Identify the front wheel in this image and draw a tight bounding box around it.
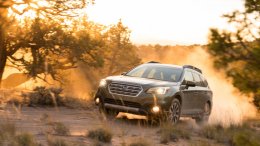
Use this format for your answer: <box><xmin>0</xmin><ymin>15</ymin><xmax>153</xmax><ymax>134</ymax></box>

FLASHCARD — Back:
<box><xmin>167</xmin><ymin>98</ymin><xmax>181</xmax><ymax>124</ymax></box>
<box><xmin>195</xmin><ymin>102</ymin><xmax>211</xmax><ymax>125</ymax></box>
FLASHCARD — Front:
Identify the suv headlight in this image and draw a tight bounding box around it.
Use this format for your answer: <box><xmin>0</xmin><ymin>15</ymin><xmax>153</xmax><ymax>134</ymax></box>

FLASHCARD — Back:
<box><xmin>146</xmin><ymin>87</ymin><xmax>170</xmax><ymax>95</ymax></box>
<box><xmin>99</xmin><ymin>79</ymin><xmax>107</xmax><ymax>87</ymax></box>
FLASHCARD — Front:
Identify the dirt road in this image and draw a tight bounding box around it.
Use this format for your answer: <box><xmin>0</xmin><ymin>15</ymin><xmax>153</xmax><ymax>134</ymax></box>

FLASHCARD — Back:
<box><xmin>0</xmin><ymin>105</ymin><xmax>216</xmax><ymax>146</ymax></box>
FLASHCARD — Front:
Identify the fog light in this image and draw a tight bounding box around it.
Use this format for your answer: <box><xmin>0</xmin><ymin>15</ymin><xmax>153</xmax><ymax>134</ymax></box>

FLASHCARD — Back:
<box><xmin>152</xmin><ymin>106</ymin><xmax>160</xmax><ymax>113</ymax></box>
<box><xmin>95</xmin><ymin>98</ymin><xmax>100</xmax><ymax>104</ymax></box>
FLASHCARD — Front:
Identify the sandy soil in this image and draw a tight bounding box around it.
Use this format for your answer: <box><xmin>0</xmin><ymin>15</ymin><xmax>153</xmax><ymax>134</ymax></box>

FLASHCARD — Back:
<box><xmin>0</xmin><ymin>104</ymin><xmax>223</xmax><ymax>146</ymax></box>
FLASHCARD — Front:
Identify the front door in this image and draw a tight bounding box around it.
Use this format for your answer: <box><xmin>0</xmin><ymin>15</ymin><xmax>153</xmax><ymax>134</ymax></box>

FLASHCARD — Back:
<box><xmin>181</xmin><ymin>70</ymin><xmax>197</xmax><ymax>114</ymax></box>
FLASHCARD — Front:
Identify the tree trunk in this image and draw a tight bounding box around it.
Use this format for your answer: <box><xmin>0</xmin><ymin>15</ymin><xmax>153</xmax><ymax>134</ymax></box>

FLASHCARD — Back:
<box><xmin>0</xmin><ymin>24</ymin><xmax>7</xmax><ymax>88</ymax></box>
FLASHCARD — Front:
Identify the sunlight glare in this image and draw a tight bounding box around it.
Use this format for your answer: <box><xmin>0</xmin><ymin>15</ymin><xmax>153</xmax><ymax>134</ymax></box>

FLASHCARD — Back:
<box><xmin>85</xmin><ymin>0</ymin><xmax>244</xmax><ymax>45</ymax></box>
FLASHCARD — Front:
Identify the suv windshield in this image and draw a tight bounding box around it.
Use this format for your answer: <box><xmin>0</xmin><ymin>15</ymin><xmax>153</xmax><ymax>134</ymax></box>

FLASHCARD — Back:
<box><xmin>125</xmin><ymin>64</ymin><xmax>183</xmax><ymax>82</ymax></box>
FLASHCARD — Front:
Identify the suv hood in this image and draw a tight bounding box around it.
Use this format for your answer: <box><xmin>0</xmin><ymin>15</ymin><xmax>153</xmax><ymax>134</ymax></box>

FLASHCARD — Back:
<box><xmin>106</xmin><ymin>75</ymin><xmax>178</xmax><ymax>86</ymax></box>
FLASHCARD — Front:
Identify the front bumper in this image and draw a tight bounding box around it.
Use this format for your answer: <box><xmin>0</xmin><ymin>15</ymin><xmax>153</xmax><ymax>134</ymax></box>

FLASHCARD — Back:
<box><xmin>95</xmin><ymin>86</ymin><xmax>173</xmax><ymax>116</ymax></box>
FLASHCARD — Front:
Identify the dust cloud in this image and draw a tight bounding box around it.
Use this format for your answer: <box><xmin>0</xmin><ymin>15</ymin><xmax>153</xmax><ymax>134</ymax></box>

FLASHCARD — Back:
<box><xmin>138</xmin><ymin>45</ymin><xmax>257</xmax><ymax>126</ymax></box>
<box><xmin>62</xmin><ymin>65</ymin><xmax>101</xmax><ymax>100</ymax></box>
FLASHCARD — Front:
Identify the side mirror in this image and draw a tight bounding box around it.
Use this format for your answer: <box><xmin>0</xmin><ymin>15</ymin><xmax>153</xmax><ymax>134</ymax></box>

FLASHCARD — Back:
<box><xmin>186</xmin><ymin>81</ymin><xmax>196</xmax><ymax>87</ymax></box>
<box><xmin>121</xmin><ymin>72</ymin><xmax>127</xmax><ymax>75</ymax></box>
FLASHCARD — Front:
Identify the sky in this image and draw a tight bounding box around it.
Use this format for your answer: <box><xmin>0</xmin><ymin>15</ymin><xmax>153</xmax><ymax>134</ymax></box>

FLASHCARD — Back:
<box><xmin>85</xmin><ymin>0</ymin><xmax>244</xmax><ymax>45</ymax></box>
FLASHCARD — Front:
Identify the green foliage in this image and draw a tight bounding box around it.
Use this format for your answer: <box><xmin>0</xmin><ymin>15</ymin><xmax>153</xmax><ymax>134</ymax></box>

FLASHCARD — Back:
<box><xmin>245</xmin><ymin>0</ymin><xmax>260</xmax><ymax>13</ymax></box>
<box><xmin>1</xmin><ymin>16</ymin><xmax>141</xmax><ymax>89</ymax></box>
<box><xmin>207</xmin><ymin>0</ymin><xmax>260</xmax><ymax>108</ymax></box>
<box><xmin>87</xmin><ymin>127</ymin><xmax>113</xmax><ymax>143</ymax></box>
<box><xmin>0</xmin><ymin>0</ymin><xmax>95</xmax><ymax>85</ymax></box>
<box><xmin>102</xmin><ymin>20</ymin><xmax>141</xmax><ymax>75</ymax></box>
<box><xmin>6</xmin><ymin>17</ymin><xmax>104</xmax><ymax>82</ymax></box>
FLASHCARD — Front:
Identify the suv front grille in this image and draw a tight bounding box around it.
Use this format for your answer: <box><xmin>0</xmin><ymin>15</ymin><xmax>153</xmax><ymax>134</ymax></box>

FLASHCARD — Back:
<box><xmin>108</xmin><ymin>82</ymin><xmax>142</xmax><ymax>96</ymax></box>
<box><xmin>104</xmin><ymin>98</ymin><xmax>142</xmax><ymax>108</ymax></box>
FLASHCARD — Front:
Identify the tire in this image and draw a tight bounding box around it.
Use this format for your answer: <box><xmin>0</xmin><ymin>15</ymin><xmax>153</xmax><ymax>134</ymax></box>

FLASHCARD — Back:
<box><xmin>195</xmin><ymin>102</ymin><xmax>211</xmax><ymax>125</ymax></box>
<box><xmin>167</xmin><ymin>98</ymin><xmax>181</xmax><ymax>124</ymax></box>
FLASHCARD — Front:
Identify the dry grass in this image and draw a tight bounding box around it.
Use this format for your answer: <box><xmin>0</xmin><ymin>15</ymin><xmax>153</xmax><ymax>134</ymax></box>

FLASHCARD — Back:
<box><xmin>200</xmin><ymin>123</ymin><xmax>260</xmax><ymax>146</ymax></box>
<box><xmin>189</xmin><ymin>140</ymin><xmax>218</xmax><ymax>146</ymax></box>
<box><xmin>129</xmin><ymin>138</ymin><xmax>150</xmax><ymax>146</ymax></box>
<box><xmin>159</xmin><ymin>122</ymin><xmax>191</xmax><ymax>144</ymax></box>
<box><xmin>15</xmin><ymin>133</ymin><xmax>38</xmax><ymax>146</ymax></box>
<box><xmin>0</xmin><ymin>123</ymin><xmax>17</xmax><ymax>146</ymax></box>
<box><xmin>87</xmin><ymin>127</ymin><xmax>113</xmax><ymax>143</ymax></box>
<box><xmin>47</xmin><ymin>137</ymin><xmax>69</xmax><ymax>146</ymax></box>
<box><xmin>50</xmin><ymin>122</ymin><xmax>70</xmax><ymax>136</ymax></box>
<box><xmin>0</xmin><ymin>123</ymin><xmax>38</xmax><ymax>146</ymax></box>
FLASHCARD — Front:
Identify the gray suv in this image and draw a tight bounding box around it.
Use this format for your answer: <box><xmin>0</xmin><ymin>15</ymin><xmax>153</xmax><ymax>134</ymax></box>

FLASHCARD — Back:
<box><xmin>95</xmin><ymin>62</ymin><xmax>213</xmax><ymax>124</ymax></box>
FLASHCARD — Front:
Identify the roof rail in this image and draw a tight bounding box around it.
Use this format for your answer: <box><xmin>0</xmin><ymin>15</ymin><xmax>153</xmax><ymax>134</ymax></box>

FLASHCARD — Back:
<box><xmin>183</xmin><ymin>65</ymin><xmax>202</xmax><ymax>73</ymax></box>
<box><xmin>146</xmin><ymin>61</ymin><xmax>160</xmax><ymax>63</ymax></box>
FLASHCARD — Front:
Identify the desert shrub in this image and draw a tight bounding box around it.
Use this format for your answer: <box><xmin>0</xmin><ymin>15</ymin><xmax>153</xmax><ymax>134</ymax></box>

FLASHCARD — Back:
<box><xmin>22</xmin><ymin>86</ymin><xmax>92</xmax><ymax>109</ymax></box>
<box><xmin>51</xmin><ymin>122</ymin><xmax>70</xmax><ymax>136</ymax></box>
<box><xmin>159</xmin><ymin>123</ymin><xmax>190</xmax><ymax>144</ymax></box>
<box><xmin>201</xmin><ymin>124</ymin><xmax>260</xmax><ymax>146</ymax></box>
<box><xmin>47</xmin><ymin>137</ymin><xmax>69</xmax><ymax>146</ymax></box>
<box><xmin>22</xmin><ymin>86</ymin><xmax>64</xmax><ymax>107</ymax></box>
<box><xmin>129</xmin><ymin>138</ymin><xmax>150</xmax><ymax>146</ymax></box>
<box><xmin>87</xmin><ymin>127</ymin><xmax>113</xmax><ymax>143</ymax></box>
<box><xmin>232</xmin><ymin>130</ymin><xmax>260</xmax><ymax>146</ymax></box>
<box><xmin>15</xmin><ymin>133</ymin><xmax>37</xmax><ymax>146</ymax></box>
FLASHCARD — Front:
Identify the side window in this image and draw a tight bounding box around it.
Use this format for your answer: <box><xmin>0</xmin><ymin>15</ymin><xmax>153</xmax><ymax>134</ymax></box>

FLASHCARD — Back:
<box><xmin>184</xmin><ymin>71</ymin><xmax>193</xmax><ymax>82</ymax></box>
<box><xmin>192</xmin><ymin>72</ymin><xmax>202</xmax><ymax>86</ymax></box>
<box><xmin>199</xmin><ymin>74</ymin><xmax>208</xmax><ymax>87</ymax></box>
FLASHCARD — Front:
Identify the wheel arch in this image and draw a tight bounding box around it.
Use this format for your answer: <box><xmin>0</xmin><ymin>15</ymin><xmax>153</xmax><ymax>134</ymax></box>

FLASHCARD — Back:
<box><xmin>206</xmin><ymin>100</ymin><xmax>212</xmax><ymax>111</ymax></box>
<box><xmin>172</xmin><ymin>94</ymin><xmax>182</xmax><ymax>105</ymax></box>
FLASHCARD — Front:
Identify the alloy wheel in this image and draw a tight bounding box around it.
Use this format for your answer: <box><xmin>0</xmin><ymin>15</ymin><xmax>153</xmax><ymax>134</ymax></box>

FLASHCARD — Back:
<box><xmin>168</xmin><ymin>100</ymin><xmax>181</xmax><ymax>124</ymax></box>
